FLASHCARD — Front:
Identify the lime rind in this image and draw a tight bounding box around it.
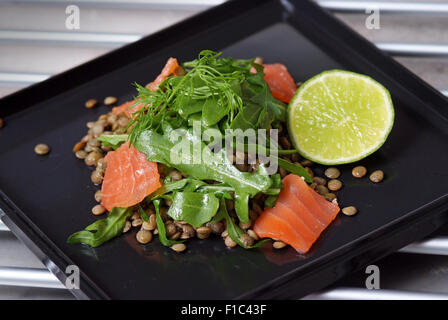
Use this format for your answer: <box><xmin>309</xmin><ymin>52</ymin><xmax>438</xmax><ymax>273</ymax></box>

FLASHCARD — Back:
<box><xmin>287</xmin><ymin>70</ymin><xmax>394</xmax><ymax>165</ymax></box>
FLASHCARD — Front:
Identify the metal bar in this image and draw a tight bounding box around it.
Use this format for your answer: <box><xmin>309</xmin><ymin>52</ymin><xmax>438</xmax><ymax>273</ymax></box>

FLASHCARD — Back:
<box><xmin>0</xmin><ymin>30</ymin><xmax>142</xmax><ymax>46</ymax></box>
<box><xmin>317</xmin><ymin>1</ymin><xmax>448</xmax><ymax>14</ymax></box>
<box><xmin>2</xmin><ymin>30</ymin><xmax>448</xmax><ymax>58</ymax></box>
<box><xmin>11</xmin><ymin>0</ymin><xmax>225</xmax><ymax>10</ymax></box>
<box><xmin>377</xmin><ymin>43</ymin><xmax>448</xmax><ymax>57</ymax></box>
<box><xmin>0</xmin><ymin>72</ymin><xmax>51</xmax><ymax>85</ymax></box>
<box><xmin>0</xmin><ymin>267</ymin><xmax>65</xmax><ymax>289</ymax></box>
<box><xmin>2</xmin><ymin>264</ymin><xmax>448</xmax><ymax>299</ymax></box>
<box><xmin>304</xmin><ymin>287</ymin><xmax>448</xmax><ymax>300</ymax></box>
<box><xmin>399</xmin><ymin>237</ymin><xmax>448</xmax><ymax>256</ymax></box>
<box><xmin>0</xmin><ymin>219</ymin><xmax>8</xmax><ymax>232</ymax></box>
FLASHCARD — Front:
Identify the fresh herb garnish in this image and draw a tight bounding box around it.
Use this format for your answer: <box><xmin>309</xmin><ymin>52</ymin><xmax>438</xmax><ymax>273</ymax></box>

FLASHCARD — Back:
<box><xmin>153</xmin><ymin>199</ymin><xmax>184</xmax><ymax>247</ymax></box>
<box><xmin>67</xmin><ymin>207</ymin><xmax>132</xmax><ymax>247</ymax></box>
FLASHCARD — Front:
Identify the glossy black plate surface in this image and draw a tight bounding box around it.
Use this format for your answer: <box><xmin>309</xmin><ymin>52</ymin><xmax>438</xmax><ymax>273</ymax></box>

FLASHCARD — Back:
<box><xmin>1</xmin><ymin>0</ymin><xmax>448</xmax><ymax>299</ymax></box>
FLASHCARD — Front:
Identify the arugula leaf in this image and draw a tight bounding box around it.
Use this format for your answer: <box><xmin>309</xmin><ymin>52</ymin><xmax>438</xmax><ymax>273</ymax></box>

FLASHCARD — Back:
<box><xmin>264</xmin><ymin>195</ymin><xmax>278</xmax><ymax>208</ymax></box>
<box><xmin>278</xmin><ymin>157</ymin><xmax>312</xmax><ymax>183</ymax></box>
<box><xmin>264</xmin><ymin>174</ymin><xmax>283</xmax><ymax>195</ymax></box>
<box><xmin>153</xmin><ymin>199</ymin><xmax>184</xmax><ymax>247</ymax></box>
<box><xmin>218</xmin><ymin>199</ymin><xmax>269</xmax><ymax>249</ymax></box>
<box><xmin>135</xmin><ymin>129</ymin><xmax>273</xmax><ymax>223</ymax></box>
<box><xmin>263</xmin><ymin>174</ymin><xmax>283</xmax><ymax>208</ymax></box>
<box><xmin>138</xmin><ymin>204</ymin><xmax>149</xmax><ymax>222</ymax></box>
<box><xmin>97</xmin><ymin>134</ymin><xmax>128</xmax><ymax>150</ymax></box>
<box><xmin>67</xmin><ymin>207</ymin><xmax>132</xmax><ymax>247</ymax></box>
<box><xmin>167</xmin><ymin>192</ymin><xmax>220</xmax><ymax>227</ymax></box>
<box><xmin>231</xmin><ymin>71</ymin><xmax>286</xmax><ymax>130</ymax></box>
<box><xmin>149</xmin><ymin>179</ymin><xmax>191</xmax><ymax>199</ymax></box>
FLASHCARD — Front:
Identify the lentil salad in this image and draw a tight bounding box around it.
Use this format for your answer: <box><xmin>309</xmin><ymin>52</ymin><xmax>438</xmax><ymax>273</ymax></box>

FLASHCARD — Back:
<box><xmin>67</xmin><ymin>50</ymin><xmax>389</xmax><ymax>253</ymax></box>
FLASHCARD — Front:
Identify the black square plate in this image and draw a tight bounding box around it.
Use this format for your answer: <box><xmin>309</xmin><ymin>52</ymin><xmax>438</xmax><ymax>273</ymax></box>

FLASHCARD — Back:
<box><xmin>1</xmin><ymin>0</ymin><xmax>448</xmax><ymax>299</ymax></box>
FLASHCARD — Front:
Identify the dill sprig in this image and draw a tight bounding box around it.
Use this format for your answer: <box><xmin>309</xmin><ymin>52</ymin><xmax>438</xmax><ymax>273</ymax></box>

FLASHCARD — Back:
<box><xmin>127</xmin><ymin>50</ymin><xmax>254</xmax><ymax>145</ymax></box>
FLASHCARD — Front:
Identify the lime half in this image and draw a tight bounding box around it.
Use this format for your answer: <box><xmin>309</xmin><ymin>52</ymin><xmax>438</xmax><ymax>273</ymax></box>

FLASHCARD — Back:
<box><xmin>287</xmin><ymin>70</ymin><xmax>394</xmax><ymax>165</ymax></box>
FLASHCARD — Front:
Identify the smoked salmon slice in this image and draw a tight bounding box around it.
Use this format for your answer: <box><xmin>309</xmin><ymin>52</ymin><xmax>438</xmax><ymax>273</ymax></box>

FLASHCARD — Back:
<box><xmin>263</xmin><ymin>63</ymin><xmax>297</xmax><ymax>103</ymax></box>
<box><xmin>147</xmin><ymin>57</ymin><xmax>179</xmax><ymax>91</ymax></box>
<box><xmin>113</xmin><ymin>57</ymin><xmax>179</xmax><ymax>118</ymax></box>
<box><xmin>112</xmin><ymin>100</ymin><xmax>144</xmax><ymax>118</ymax></box>
<box><xmin>255</xmin><ymin>209</ymin><xmax>308</xmax><ymax>253</ymax></box>
<box><xmin>253</xmin><ymin>174</ymin><xmax>340</xmax><ymax>253</ymax></box>
<box><xmin>101</xmin><ymin>141</ymin><xmax>161</xmax><ymax>211</ymax></box>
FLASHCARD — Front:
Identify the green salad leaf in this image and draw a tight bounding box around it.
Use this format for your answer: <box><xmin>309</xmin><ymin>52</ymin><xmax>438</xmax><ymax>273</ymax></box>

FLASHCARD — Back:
<box><xmin>97</xmin><ymin>134</ymin><xmax>128</xmax><ymax>150</ymax></box>
<box><xmin>135</xmin><ymin>129</ymin><xmax>273</xmax><ymax>223</ymax></box>
<box><xmin>167</xmin><ymin>192</ymin><xmax>220</xmax><ymax>227</ymax></box>
<box><xmin>217</xmin><ymin>199</ymin><xmax>269</xmax><ymax>249</ymax></box>
<box><xmin>138</xmin><ymin>204</ymin><xmax>149</xmax><ymax>222</ymax></box>
<box><xmin>153</xmin><ymin>199</ymin><xmax>184</xmax><ymax>247</ymax></box>
<box><xmin>67</xmin><ymin>207</ymin><xmax>132</xmax><ymax>247</ymax></box>
<box><xmin>278</xmin><ymin>157</ymin><xmax>312</xmax><ymax>183</ymax></box>
<box><xmin>230</xmin><ymin>71</ymin><xmax>286</xmax><ymax>131</ymax></box>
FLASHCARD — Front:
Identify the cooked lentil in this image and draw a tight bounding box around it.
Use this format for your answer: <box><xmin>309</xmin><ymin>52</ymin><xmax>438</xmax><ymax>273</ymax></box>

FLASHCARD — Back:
<box><xmin>324</xmin><ymin>193</ymin><xmax>337</xmax><ymax>202</ymax></box>
<box><xmin>131</xmin><ymin>211</ymin><xmax>140</xmax><ymax>221</ymax></box>
<box><xmin>92</xmin><ymin>123</ymin><xmax>104</xmax><ymax>136</ymax></box>
<box><xmin>181</xmin><ymin>224</ymin><xmax>195</xmax><ymax>239</ymax></box>
<box><xmin>169</xmin><ymin>170</ymin><xmax>182</xmax><ymax>181</ymax></box>
<box><xmin>247</xmin><ymin>229</ymin><xmax>259</xmax><ymax>241</ymax></box>
<box><xmin>196</xmin><ymin>226</ymin><xmax>212</xmax><ymax>239</ymax></box>
<box><xmin>313</xmin><ymin>176</ymin><xmax>327</xmax><ymax>186</ymax></box>
<box><xmin>316</xmin><ymin>185</ymin><xmax>329</xmax><ymax>195</ymax></box>
<box><xmin>305</xmin><ymin>167</ymin><xmax>314</xmax><ymax>179</ymax></box>
<box><xmin>75</xmin><ymin>150</ymin><xmax>88</xmax><ymax>159</ymax></box>
<box><xmin>94</xmin><ymin>190</ymin><xmax>102</xmax><ymax>202</ymax></box>
<box><xmin>291</xmin><ymin>153</ymin><xmax>300</xmax><ymax>163</ymax></box>
<box><xmin>369</xmin><ymin>170</ymin><xmax>384</xmax><ymax>183</ymax></box>
<box><xmin>342</xmin><ymin>206</ymin><xmax>358</xmax><ymax>216</ymax></box>
<box><xmin>207</xmin><ymin>221</ymin><xmax>225</xmax><ymax>234</ymax></box>
<box><xmin>122</xmin><ymin>221</ymin><xmax>131</xmax><ymax>233</ymax></box>
<box><xmin>279</xmin><ymin>136</ymin><xmax>291</xmax><ymax>150</ymax></box>
<box><xmin>142</xmin><ymin>214</ymin><xmax>156</xmax><ymax>231</ymax></box>
<box><xmin>171</xmin><ymin>243</ymin><xmax>187</xmax><ymax>252</ymax></box>
<box><xmin>240</xmin><ymin>233</ymin><xmax>254</xmax><ymax>247</ymax></box>
<box><xmin>225</xmin><ymin>236</ymin><xmax>237</xmax><ymax>248</ymax></box>
<box><xmin>96</xmin><ymin>158</ymin><xmax>107</xmax><ymax>172</ymax></box>
<box><xmin>85</xmin><ymin>99</ymin><xmax>98</xmax><ymax>109</ymax></box>
<box><xmin>92</xmin><ymin>204</ymin><xmax>106</xmax><ymax>216</ymax></box>
<box><xmin>169</xmin><ymin>231</ymin><xmax>181</xmax><ymax>241</ymax></box>
<box><xmin>252</xmin><ymin>202</ymin><xmax>263</xmax><ymax>215</ymax></box>
<box><xmin>132</xmin><ymin>218</ymin><xmax>143</xmax><ymax>227</ymax></box>
<box><xmin>85</xmin><ymin>151</ymin><xmax>102</xmax><ymax>166</ymax></box>
<box><xmin>104</xmin><ymin>96</ymin><xmax>117</xmax><ymax>105</ymax></box>
<box><xmin>324</xmin><ymin>167</ymin><xmax>340</xmax><ymax>179</ymax></box>
<box><xmin>166</xmin><ymin>223</ymin><xmax>177</xmax><ymax>237</ymax></box>
<box><xmin>327</xmin><ymin>179</ymin><xmax>343</xmax><ymax>191</ymax></box>
<box><xmin>301</xmin><ymin>159</ymin><xmax>313</xmax><ymax>167</ymax></box>
<box><xmin>352</xmin><ymin>166</ymin><xmax>367</xmax><ymax>178</ymax></box>
<box><xmin>239</xmin><ymin>220</ymin><xmax>252</xmax><ymax>230</ymax></box>
<box><xmin>73</xmin><ymin>141</ymin><xmax>86</xmax><ymax>152</ymax></box>
<box><xmin>34</xmin><ymin>144</ymin><xmax>50</xmax><ymax>155</ymax></box>
<box><xmin>86</xmin><ymin>121</ymin><xmax>95</xmax><ymax>129</ymax></box>
<box><xmin>91</xmin><ymin>170</ymin><xmax>103</xmax><ymax>185</ymax></box>
<box><xmin>136</xmin><ymin>229</ymin><xmax>152</xmax><ymax>244</ymax></box>
<box><xmin>273</xmin><ymin>241</ymin><xmax>287</xmax><ymax>249</ymax></box>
